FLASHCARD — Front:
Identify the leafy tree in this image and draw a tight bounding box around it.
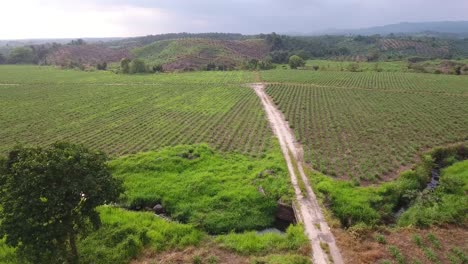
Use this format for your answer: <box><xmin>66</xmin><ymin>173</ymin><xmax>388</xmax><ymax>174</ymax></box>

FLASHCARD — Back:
<box><xmin>8</xmin><ymin>47</ymin><xmax>35</xmax><ymax>64</ymax></box>
<box><xmin>120</xmin><ymin>58</ymin><xmax>131</xmax><ymax>74</ymax></box>
<box><xmin>129</xmin><ymin>59</ymin><xmax>147</xmax><ymax>74</ymax></box>
<box><xmin>0</xmin><ymin>53</ymin><xmax>5</xmax><ymax>64</ymax></box>
<box><xmin>0</xmin><ymin>143</ymin><xmax>123</xmax><ymax>263</ymax></box>
<box><xmin>288</xmin><ymin>55</ymin><xmax>305</xmax><ymax>69</ymax></box>
<box><xmin>270</xmin><ymin>50</ymin><xmax>290</xmax><ymax>64</ymax></box>
<box><xmin>96</xmin><ymin>62</ymin><xmax>107</xmax><ymax>70</ymax></box>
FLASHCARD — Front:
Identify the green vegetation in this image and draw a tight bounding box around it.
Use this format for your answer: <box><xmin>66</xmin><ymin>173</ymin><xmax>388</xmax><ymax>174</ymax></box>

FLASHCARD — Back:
<box><xmin>398</xmin><ymin>160</ymin><xmax>468</xmax><ymax>227</ymax></box>
<box><xmin>0</xmin><ymin>207</ymin><xmax>205</xmax><ymax>264</ymax></box>
<box><xmin>216</xmin><ymin>225</ymin><xmax>308</xmax><ymax>254</ymax></box>
<box><xmin>308</xmin><ymin>145</ymin><xmax>467</xmax><ymax>227</ymax></box>
<box><xmin>263</xmin><ymin>71</ymin><xmax>468</xmax><ymax>182</ymax></box>
<box><xmin>251</xmin><ymin>254</ymin><xmax>311</xmax><ymax>264</ymax></box>
<box><xmin>0</xmin><ymin>66</ymin><xmax>273</xmax><ymax>157</ymax></box>
<box><xmin>0</xmin><ymin>143</ymin><xmax>123</xmax><ymax>264</ymax></box>
<box><xmin>288</xmin><ymin>55</ymin><xmax>306</xmax><ymax>69</ymax></box>
<box><xmin>111</xmin><ymin>144</ymin><xmax>292</xmax><ymax>233</ymax></box>
<box><xmin>131</xmin><ymin>38</ymin><xmax>269</xmax><ymax>71</ymax></box>
<box><xmin>79</xmin><ymin>207</ymin><xmax>203</xmax><ymax>264</ymax></box>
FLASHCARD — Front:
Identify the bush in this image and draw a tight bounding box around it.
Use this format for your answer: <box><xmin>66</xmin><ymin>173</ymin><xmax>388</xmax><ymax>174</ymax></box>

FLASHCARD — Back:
<box><xmin>96</xmin><ymin>62</ymin><xmax>107</xmax><ymax>70</ymax></box>
<box><xmin>289</xmin><ymin>55</ymin><xmax>305</xmax><ymax>69</ymax></box>
<box><xmin>129</xmin><ymin>59</ymin><xmax>147</xmax><ymax>74</ymax></box>
<box><xmin>120</xmin><ymin>58</ymin><xmax>131</xmax><ymax>74</ymax></box>
<box><xmin>347</xmin><ymin>63</ymin><xmax>360</xmax><ymax>72</ymax></box>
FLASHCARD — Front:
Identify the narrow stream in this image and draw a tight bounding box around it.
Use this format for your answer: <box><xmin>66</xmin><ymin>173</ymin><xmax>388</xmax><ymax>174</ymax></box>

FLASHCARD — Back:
<box><xmin>426</xmin><ymin>166</ymin><xmax>441</xmax><ymax>190</ymax></box>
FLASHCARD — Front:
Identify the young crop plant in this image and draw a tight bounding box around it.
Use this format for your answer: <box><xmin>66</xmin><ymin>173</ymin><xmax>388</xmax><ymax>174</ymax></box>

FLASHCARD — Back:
<box><xmin>0</xmin><ymin>66</ymin><xmax>271</xmax><ymax>157</ymax></box>
<box><xmin>264</xmin><ymin>71</ymin><xmax>468</xmax><ymax>183</ymax></box>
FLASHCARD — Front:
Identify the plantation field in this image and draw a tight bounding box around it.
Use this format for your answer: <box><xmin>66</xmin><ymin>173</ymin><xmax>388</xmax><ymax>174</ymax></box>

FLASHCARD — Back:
<box><xmin>262</xmin><ymin>70</ymin><xmax>468</xmax><ymax>181</ymax></box>
<box><xmin>262</xmin><ymin>70</ymin><xmax>468</xmax><ymax>94</ymax></box>
<box><xmin>0</xmin><ymin>66</ymin><xmax>272</xmax><ymax>156</ymax></box>
<box><xmin>305</xmin><ymin>60</ymin><xmax>409</xmax><ymax>72</ymax></box>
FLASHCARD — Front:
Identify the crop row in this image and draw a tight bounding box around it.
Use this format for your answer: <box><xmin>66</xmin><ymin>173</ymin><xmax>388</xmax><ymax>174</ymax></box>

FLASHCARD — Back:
<box><xmin>261</xmin><ymin>70</ymin><xmax>468</xmax><ymax>95</ymax></box>
<box><xmin>1</xmin><ymin>82</ymin><xmax>271</xmax><ymax>157</ymax></box>
<box><xmin>266</xmin><ymin>83</ymin><xmax>468</xmax><ymax>182</ymax></box>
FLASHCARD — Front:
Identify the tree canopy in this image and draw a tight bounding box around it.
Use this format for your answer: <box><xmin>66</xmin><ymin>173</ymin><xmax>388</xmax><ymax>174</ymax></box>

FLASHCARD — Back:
<box><xmin>0</xmin><ymin>142</ymin><xmax>123</xmax><ymax>263</ymax></box>
<box><xmin>288</xmin><ymin>55</ymin><xmax>305</xmax><ymax>69</ymax></box>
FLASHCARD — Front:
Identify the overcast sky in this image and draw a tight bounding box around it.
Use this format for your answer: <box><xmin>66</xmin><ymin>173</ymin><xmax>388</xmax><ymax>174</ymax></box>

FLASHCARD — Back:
<box><xmin>1</xmin><ymin>0</ymin><xmax>468</xmax><ymax>39</ymax></box>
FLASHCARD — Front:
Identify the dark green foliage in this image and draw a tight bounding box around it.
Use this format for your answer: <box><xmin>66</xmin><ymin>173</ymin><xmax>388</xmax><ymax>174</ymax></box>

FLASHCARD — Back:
<box><xmin>0</xmin><ymin>143</ymin><xmax>123</xmax><ymax>263</ymax></box>
<box><xmin>151</xmin><ymin>64</ymin><xmax>164</xmax><ymax>72</ymax></box>
<box><xmin>0</xmin><ymin>53</ymin><xmax>5</xmax><ymax>64</ymax></box>
<box><xmin>7</xmin><ymin>47</ymin><xmax>35</xmax><ymax>64</ymax></box>
<box><xmin>288</xmin><ymin>55</ymin><xmax>305</xmax><ymax>69</ymax></box>
<box><xmin>110</xmin><ymin>144</ymin><xmax>292</xmax><ymax>234</ymax></box>
<box><xmin>120</xmin><ymin>58</ymin><xmax>130</xmax><ymax>74</ymax></box>
<box><xmin>129</xmin><ymin>59</ymin><xmax>147</xmax><ymax>74</ymax></box>
<box><xmin>96</xmin><ymin>62</ymin><xmax>107</xmax><ymax>70</ymax></box>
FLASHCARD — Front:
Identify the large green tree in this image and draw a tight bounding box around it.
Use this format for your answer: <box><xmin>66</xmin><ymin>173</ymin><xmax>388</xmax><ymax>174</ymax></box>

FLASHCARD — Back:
<box><xmin>288</xmin><ymin>55</ymin><xmax>305</xmax><ymax>69</ymax></box>
<box><xmin>0</xmin><ymin>143</ymin><xmax>123</xmax><ymax>264</ymax></box>
<box><xmin>7</xmin><ymin>47</ymin><xmax>35</xmax><ymax>64</ymax></box>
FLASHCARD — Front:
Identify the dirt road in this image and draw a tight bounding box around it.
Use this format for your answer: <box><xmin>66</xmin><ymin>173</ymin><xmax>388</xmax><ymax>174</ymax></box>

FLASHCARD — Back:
<box><xmin>252</xmin><ymin>83</ymin><xmax>343</xmax><ymax>264</ymax></box>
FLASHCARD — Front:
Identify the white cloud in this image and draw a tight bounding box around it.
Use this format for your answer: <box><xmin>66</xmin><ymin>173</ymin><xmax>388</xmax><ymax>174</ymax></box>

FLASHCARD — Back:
<box><xmin>0</xmin><ymin>1</ymin><xmax>173</xmax><ymax>39</ymax></box>
<box><xmin>1</xmin><ymin>0</ymin><xmax>467</xmax><ymax>39</ymax></box>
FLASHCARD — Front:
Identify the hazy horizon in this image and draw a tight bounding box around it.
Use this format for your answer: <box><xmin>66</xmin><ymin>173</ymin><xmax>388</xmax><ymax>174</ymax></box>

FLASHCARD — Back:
<box><xmin>2</xmin><ymin>0</ymin><xmax>468</xmax><ymax>39</ymax></box>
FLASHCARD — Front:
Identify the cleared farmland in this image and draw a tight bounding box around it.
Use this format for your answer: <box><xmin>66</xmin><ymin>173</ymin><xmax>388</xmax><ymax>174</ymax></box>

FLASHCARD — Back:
<box><xmin>263</xmin><ymin>70</ymin><xmax>468</xmax><ymax>181</ymax></box>
<box><xmin>0</xmin><ymin>66</ymin><xmax>271</xmax><ymax>156</ymax></box>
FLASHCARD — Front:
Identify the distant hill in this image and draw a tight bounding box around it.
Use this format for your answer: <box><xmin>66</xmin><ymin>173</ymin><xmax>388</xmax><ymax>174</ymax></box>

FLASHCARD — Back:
<box><xmin>324</xmin><ymin>21</ymin><xmax>468</xmax><ymax>37</ymax></box>
<box><xmin>132</xmin><ymin>38</ymin><xmax>270</xmax><ymax>71</ymax></box>
<box><xmin>46</xmin><ymin>44</ymin><xmax>129</xmax><ymax>68</ymax></box>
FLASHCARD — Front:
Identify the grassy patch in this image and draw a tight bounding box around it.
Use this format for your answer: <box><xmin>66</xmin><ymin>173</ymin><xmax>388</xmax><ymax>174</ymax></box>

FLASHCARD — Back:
<box><xmin>215</xmin><ymin>225</ymin><xmax>309</xmax><ymax>255</ymax></box>
<box><xmin>110</xmin><ymin>144</ymin><xmax>293</xmax><ymax>233</ymax></box>
<box><xmin>0</xmin><ymin>238</ymin><xmax>17</xmax><ymax>264</ymax></box>
<box><xmin>251</xmin><ymin>254</ymin><xmax>311</xmax><ymax>264</ymax></box>
<box><xmin>78</xmin><ymin>206</ymin><xmax>204</xmax><ymax>264</ymax></box>
<box><xmin>398</xmin><ymin>160</ymin><xmax>468</xmax><ymax>227</ymax></box>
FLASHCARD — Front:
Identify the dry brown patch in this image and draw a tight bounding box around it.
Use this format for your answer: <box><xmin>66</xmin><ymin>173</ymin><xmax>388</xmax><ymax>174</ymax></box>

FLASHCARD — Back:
<box><xmin>131</xmin><ymin>244</ymin><xmax>250</xmax><ymax>264</ymax></box>
<box><xmin>335</xmin><ymin>225</ymin><xmax>468</xmax><ymax>264</ymax></box>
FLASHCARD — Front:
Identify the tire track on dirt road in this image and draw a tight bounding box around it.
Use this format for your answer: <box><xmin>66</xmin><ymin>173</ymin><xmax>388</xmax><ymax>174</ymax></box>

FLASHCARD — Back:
<box><xmin>251</xmin><ymin>83</ymin><xmax>343</xmax><ymax>264</ymax></box>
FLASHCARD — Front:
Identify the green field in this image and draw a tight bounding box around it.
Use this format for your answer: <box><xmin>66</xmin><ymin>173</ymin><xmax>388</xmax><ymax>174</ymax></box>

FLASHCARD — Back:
<box><xmin>110</xmin><ymin>144</ymin><xmax>293</xmax><ymax>233</ymax></box>
<box><xmin>0</xmin><ymin>66</ymin><xmax>272</xmax><ymax>156</ymax></box>
<box><xmin>262</xmin><ymin>70</ymin><xmax>468</xmax><ymax>181</ymax></box>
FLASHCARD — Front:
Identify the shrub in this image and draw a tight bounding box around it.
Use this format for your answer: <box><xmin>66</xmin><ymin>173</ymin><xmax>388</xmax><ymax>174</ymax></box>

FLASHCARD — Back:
<box><xmin>120</xmin><ymin>58</ymin><xmax>131</xmax><ymax>74</ymax></box>
<box><xmin>289</xmin><ymin>55</ymin><xmax>305</xmax><ymax>69</ymax></box>
<box><xmin>129</xmin><ymin>59</ymin><xmax>147</xmax><ymax>74</ymax></box>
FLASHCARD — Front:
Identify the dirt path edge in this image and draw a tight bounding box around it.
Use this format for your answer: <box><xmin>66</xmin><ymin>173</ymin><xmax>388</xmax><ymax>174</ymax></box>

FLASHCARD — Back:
<box><xmin>251</xmin><ymin>83</ymin><xmax>344</xmax><ymax>264</ymax></box>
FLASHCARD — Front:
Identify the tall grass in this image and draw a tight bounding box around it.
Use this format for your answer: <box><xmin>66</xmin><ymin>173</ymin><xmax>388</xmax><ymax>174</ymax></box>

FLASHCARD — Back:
<box><xmin>110</xmin><ymin>144</ymin><xmax>293</xmax><ymax>233</ymax></box>
<box><xmin>215</xmin><ymin>225</ymin><xmax>308</xmax><ymax>255</ymax></box>
<box><xmin>78</xmin><ymin>206</ymin><xmax>204</xmax><ymax>264</ymax></box>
